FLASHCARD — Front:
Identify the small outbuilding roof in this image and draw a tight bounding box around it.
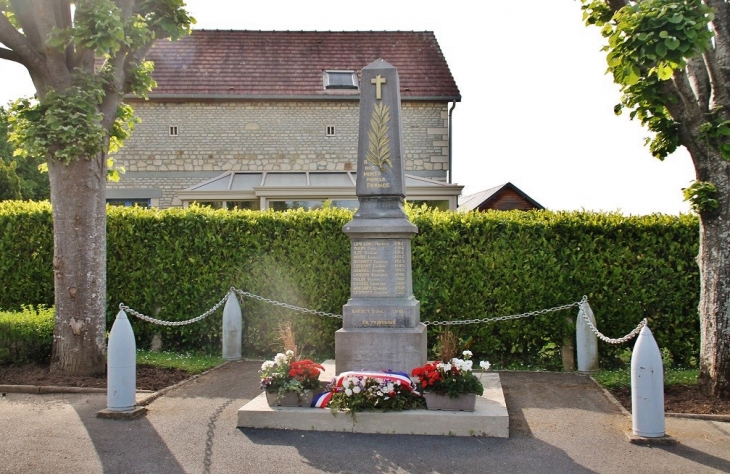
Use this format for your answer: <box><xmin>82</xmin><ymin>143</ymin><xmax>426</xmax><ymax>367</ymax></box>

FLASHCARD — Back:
<box><xmin>458</xmin><ymin>182</ymin><xmax>544</xmax><ymax>212</ymax></box>
<box><xmin>141</xmin><ymin>30</ymin><xmax>461</xmax><ymax>101</ymax></box>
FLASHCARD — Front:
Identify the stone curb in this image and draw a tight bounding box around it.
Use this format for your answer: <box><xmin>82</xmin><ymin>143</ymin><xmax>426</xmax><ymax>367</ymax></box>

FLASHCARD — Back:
<box><xmin>588</xmin><ymin>376</ymin><xmax>730</xmax><ymax>423</ymax></box>
<box><xmin>0</xmin><ymin>359</ymin><xmax>236</xmax><ymax>400</ymax></box>
<box><xmin>136</xmin><ymin>359</ymin><xmax>232</xmax><ymax>406</ymax></box>
<box><xmin>588</xmin><ymin>375</ymin><xmax>632</xmax><ymax>418</ymax></box>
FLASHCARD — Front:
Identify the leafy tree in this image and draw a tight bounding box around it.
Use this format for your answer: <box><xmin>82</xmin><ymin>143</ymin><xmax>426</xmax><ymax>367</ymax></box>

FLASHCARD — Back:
<box><xmin>0</xmin><ymin>1</ymin><xmax>193</xmax><ymax>375</ymax></box>
<box><xmin>0</xmin><ymin>106</ymin><xmax>49</xmax><ymax>201</ymax></box>
<box><xmin>0</xmin><ymin>158</ymin><xmax>21</xmax><ymax>199</ymax></box>
<box><xmin>582</xmin><ymin>0</ymin><xmax>729</xmax><ymax>398</ymax></box>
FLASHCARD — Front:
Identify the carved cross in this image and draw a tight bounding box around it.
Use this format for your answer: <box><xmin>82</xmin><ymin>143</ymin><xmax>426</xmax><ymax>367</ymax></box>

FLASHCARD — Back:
<box><xmin>371</xmin><ymin>74</ymin><xmax>386</xmax><ymax>100</ymax></box>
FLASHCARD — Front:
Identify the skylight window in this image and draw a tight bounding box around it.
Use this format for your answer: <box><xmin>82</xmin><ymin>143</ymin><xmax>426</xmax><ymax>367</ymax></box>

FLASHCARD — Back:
<box><xmin>323</xmin><ymin>70</ymin><xmax>358</xmax><ymax>90</ymax></box>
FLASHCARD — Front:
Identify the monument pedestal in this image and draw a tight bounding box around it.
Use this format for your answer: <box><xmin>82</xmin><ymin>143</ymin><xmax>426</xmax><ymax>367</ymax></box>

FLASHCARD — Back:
<box><xmin>335</xmin><ymin>323</ymin><xmax>426</xmax><ymax>374</ymax></box>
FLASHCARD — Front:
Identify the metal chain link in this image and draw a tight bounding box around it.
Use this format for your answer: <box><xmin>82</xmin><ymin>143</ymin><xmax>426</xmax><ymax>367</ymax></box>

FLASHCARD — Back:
<box><xmin>579</xmin><ymin>302</ymin><xmax>647</xmax><ymax>344</ymax></box>
<box><xmin>119</xmin><ymin>289</ymin><xmax>646</xmax><ymax>347</ymax></box>
<box><xmin>231</xmin><ymin>287</ymin><xmax>343</xmax><ymax>319</ymax></box>
<box><xmin>119</xmin><ymin>292</ymin><xmax>230</xmax><ymax>327</ymax></box>
<box><xmin>424</xmin><ymin>297</ymin><xmax>586</xmax><ymax>326</ymax></box>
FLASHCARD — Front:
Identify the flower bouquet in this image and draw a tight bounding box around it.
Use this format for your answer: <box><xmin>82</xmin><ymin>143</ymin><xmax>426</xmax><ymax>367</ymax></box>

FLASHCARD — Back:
<box><xmin>411</xmin><ymin>351</ymin><xmax>489</xmax><ymax>411</ymax></box>
<box><xmin>324</xmin><ymin>371</ymin><xmax>425</xmax><ymax>419</ymax></box>
<box><xmin>259</xmin><ymin>350</ymin><xmax>325</xmax><ymax>407</ymax></box>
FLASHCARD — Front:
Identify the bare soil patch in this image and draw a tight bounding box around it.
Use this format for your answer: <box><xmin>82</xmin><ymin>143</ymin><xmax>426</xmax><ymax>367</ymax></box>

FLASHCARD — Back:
<box><xmin>609</xmin><ymin>385</ymin><xmax>730</xmax><ymax>415</ymax></box>
<box><xmin>0</xmin><ymin>363</ymin><xmax>190</xmax><ymax>392</ymax></box>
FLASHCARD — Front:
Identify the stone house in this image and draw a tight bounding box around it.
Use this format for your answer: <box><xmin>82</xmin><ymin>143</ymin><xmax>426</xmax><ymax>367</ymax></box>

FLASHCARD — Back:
<box><xmin>107</xmin><ymin>30</ymin><xmax>463</xmax><ymax>210</ymax></box>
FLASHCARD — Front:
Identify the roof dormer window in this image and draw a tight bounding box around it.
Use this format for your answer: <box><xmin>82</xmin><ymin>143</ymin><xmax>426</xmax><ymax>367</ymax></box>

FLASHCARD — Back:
<box><xmin>323</xmin><ymin>70</ymin><xmax>359</xmax><ymax>90</ymax></box>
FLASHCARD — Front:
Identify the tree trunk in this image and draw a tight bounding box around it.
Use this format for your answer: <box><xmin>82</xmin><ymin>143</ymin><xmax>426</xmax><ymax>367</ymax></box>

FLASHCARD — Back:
<box><xmin>48</xmin><ymin>152</ymin><xmax>107</xmax><ymax>376</ymax></box>
<box><xmin>697</xmin><ymin>157</ymin><xmax>730</xmax><ymax>398</ymax></box>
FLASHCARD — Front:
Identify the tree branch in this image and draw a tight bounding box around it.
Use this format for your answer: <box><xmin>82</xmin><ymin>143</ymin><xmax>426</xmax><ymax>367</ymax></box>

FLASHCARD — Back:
<box><xmin>687</xmin><ymin>56</ymin><xmax>711</xmax><ymax>112</ymax></box>
<box><xmin>0</xmin><ymin>9</ymin><xmax>44</xmax><ymax>73</ymax></box>
<box><xmin>0</xmin><ymin>45</ymin><xmax>22</xmax><ymax>63</ymax></box>
<box><xmin>9</xmin><ymin>0</ymin><xmax>44</xmax><ymax>52</ymax></box>
<box><xmin>672</xmin><ymin>69</ymin><xmax>702</xmax><ymax>118</ymax></box>
<box><xmin>30</xmin><ymin>0</ymin><xmax>71</xmax><ymax>90</ymax></box>
<box><xmin>706</xmin><ymin>0</ymin><xmax>730</xmax><ymax>107</ymax></box>
<box><xmin>703</xmin><ymin>48</ymin><xmax>730</xmax><ymax>106</ymax></box>
<box><xmin>51</xmin><ymin>0</ymin><xmax>73</xmax><ymax>68</ymax></box>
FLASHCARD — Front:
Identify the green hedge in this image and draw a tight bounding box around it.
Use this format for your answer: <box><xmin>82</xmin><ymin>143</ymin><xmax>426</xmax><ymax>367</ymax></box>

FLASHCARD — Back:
<box><xmin>0</xmin><ymin>305</ymin><xmax>54</xmax><ymax>364</ymax></box>
<box><xmin>0</xmin><ymin>202</ymin><xmax>700</xmax><ymax>368</ymax></box>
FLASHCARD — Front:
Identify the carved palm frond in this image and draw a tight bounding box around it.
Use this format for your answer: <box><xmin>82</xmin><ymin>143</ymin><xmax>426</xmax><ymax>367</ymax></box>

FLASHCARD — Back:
<box><xmin>366</xmin><ymin>102</ymin><xmax>392</xmax><ymax>172</ymax></box>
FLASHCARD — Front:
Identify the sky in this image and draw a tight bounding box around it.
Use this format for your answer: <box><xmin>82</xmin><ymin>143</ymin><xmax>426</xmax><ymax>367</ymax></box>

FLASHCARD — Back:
<box><xmin>0</xmin><ymin>0</ymin><xmax>698</xmax><ymax>215</ymax></box>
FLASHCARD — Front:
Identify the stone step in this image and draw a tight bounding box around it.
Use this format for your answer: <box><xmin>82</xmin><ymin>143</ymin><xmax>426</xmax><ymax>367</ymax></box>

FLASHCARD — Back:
<box><xmin>237</xmin><ymin>361</ymin><xmax>509</xmax><ymax>437</ymax></box>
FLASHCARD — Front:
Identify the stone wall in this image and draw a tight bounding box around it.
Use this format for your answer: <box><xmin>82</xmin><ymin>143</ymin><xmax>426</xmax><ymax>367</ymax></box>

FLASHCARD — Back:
<box><xmin>108</xmin><ymin>100</ymin><xmax>451</xmax><ymax>208</ymax></box>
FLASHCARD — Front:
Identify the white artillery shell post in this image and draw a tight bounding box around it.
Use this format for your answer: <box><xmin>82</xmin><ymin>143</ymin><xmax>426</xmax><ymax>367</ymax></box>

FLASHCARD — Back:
<box><xmin>222</xmin><ymin>292</ymin><xmax>242</xmax><ymax>360</ymax></box>
<box><xmin>576</xmin><ymin>301</ymin><xmax>599</xmax><ymax>373</ymax></box>
<box><xmin>630</xmin><ymin>325</ymin><xmax>666</xmax><ymax>438</ymax></box>
<box><xmin>97</xmin><ymin>310</ymin><xmax>147</xmax><ymax>419</ymax></box>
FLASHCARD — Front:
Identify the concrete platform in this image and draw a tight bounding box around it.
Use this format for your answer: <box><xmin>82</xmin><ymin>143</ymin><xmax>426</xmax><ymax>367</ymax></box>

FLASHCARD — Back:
<box><xmin>237</xmin><ymin>361</ymin><xmax>509</xmax><ymax>437</ymax></box>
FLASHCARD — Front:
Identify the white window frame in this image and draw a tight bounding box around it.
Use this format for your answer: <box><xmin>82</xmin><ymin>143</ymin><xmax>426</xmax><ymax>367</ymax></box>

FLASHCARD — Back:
<box><xmin>323</xmin><ymin>70</ymin><xmax>359</xmax><ymax>90</ymax></box>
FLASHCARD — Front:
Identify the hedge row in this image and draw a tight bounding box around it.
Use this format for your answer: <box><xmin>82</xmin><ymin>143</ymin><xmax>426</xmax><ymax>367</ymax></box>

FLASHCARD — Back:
<box><xmin>0</xmin><ymin>201</ymin><xmax>700</xmax><ymax>368</ymax></box>
<box><xmin>0</xmin><ymin>305</ymin><xmax>54</xmax><ymax>364</ymax></box>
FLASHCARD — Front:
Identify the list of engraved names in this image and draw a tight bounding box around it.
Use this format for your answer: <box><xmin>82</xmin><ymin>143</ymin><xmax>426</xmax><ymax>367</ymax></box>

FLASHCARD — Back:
<box><xmin>351</xmin><ymin>240</ymin><xmax>407</xmax><ymax>297</ymax></box>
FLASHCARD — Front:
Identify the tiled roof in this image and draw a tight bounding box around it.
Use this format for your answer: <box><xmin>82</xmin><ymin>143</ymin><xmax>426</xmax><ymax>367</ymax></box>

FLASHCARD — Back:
<box><xmin>141</xmin><ymin>30</ymin><xmax>460</xmax><ymax>100</ymax></box>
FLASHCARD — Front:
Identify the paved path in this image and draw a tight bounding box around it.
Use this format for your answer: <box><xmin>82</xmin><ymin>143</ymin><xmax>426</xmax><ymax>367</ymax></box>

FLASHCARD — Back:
<box><xmin>1</xmin><ymin>361</ymin><xmax>729</xmax><ymax>473</ymax></box>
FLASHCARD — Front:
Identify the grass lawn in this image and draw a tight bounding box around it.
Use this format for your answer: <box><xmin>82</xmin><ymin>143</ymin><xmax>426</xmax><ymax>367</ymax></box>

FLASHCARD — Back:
<box><xmin>592</xmin><ymin>367</ymin><xmax>699</xmax><ymax>389</ymax></box>
<box><xmin>136</xmin><ymin>350</ymin><xmax>224</xmax><ymax>374</ymax></box>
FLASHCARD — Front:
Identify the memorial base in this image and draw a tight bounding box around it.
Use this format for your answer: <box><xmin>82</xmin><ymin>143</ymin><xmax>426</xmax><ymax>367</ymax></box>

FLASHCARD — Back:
<box><xmin>335</xmin><ymin>323</ymin><xmax>426</xmax><ymax>374</ymax></box>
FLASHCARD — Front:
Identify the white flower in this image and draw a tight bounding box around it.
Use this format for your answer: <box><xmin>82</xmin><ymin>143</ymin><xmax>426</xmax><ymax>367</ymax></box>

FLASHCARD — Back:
<box><xmin>462</xmin><ymin>360</ymin><xmax>473</xmax><ymax>372</ymax></box>
<box><xmin>261</xmin><ymin>360</ymin><xmax>275</xmax><ymax>371</ymax></box>
<box><xmin>376</xmin><ymin>391</ymin><xmax>383</xmax><ymax>397</ymax></box>
<box><xmin>285</xmin><ymin>349</ymin><xmax>294</xmax><ymax>357</ymax></box>
<box><xmin>443</xmin><ymin>362</ymin><xmax>452</xmax><ymax>372</ymax></box>
<box><xmin>273</xmin><ymin>353</ymin><xmax>287</xmax><ymax>365</ymax></box>
<box><xmin>462</xmin><ymin>350</ymin><xmax>473</xmax><ymax>359</ymax></box>
<box><xmin>353</xmin><ymin>386</ymin><xmax>361</xmax><ymax>394</ymax></box>
<box><xmin>480</xmin><ymin>361</ymin><xmax>491</xmax><ymax>371</ymax></box>
<box><xmin>345</xmin><ymin>388</ymin><xmax>353</xmax><ymax>396</ymax></box>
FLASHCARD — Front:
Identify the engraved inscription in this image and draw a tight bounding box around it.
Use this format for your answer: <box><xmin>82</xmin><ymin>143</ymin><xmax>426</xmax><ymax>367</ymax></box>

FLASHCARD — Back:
<box><xmin>362</xmin><ymin>320</ymin><xmax>396</xmax><ymax>327</ymax></box>
<box><xmin>351</xmin><ymin>240</ymin><xmax>407</xmax><ymax>297</ymax></box>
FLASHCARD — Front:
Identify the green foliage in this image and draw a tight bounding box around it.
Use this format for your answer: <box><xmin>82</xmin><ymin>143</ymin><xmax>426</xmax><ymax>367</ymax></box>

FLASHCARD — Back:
<box><xmin>0</xmin><ymin>305</ymin><xmax>54</xmax><ymax>364</ymax></box>
<box><xmin>0</xmin><ymin>106</ymin><xmax>49</xmax><ymax>200</ymax></box>
<box><xmin>0</xmin><ymin>160</ymin><xmax>21</xmax><ymax>200</ymax></box>
<box><xmin>682</xmin><ymin>180</ymin><xmax>719</xmax><ymax>213</ymax></box>
<box><xmin>0</xmin><ymin>201</ymin><xmax>54</xmax><ymax>309</ymax></box>
<box><xmin>136</xmin><ymin>350</ymin><xmax>223</xmax><ymax>374</ymax></box>
<box><xmin>0</xmin><ymin>206</ymin><xmax>701</xmax><ymax>368</ymax></box>
<box><xmin>582</xmin><ymin>0</ymin><xmax>714</xmax><ymax>159</ymax></box>
<box><xmin>8</xmin><ymin>78</ymin><xmax>106</xmax><ymax>164</ymax></box>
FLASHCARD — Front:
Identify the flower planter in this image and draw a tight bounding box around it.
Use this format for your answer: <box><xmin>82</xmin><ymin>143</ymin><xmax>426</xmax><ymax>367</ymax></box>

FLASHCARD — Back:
<box><xmin>266</xmin><ymin>390</ymin><xmax>314</xmax><ymax>408</ymax></box>
<box><xmin>423</xmin><ymin>392</ymin><xmax>476</xmax><ymax>412</ymax></box>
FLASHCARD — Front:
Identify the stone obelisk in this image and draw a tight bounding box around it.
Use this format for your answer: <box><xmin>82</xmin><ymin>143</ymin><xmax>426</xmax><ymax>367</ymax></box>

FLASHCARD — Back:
<box><xmin>335</xmin><ymin>59</ymin><xmax>427</xmax><ymax>374</ymax></box>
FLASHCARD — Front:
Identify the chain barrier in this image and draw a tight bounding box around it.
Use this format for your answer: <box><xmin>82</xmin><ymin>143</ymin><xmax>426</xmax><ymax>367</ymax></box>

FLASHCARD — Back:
<box><xmin>578</xmin><ymin>302</ymin><xmax>646</xmax><ymax>344</ymax></box>
<box><xmin>424</xmin><ymin>297</ymin><xmax>586</xmax><ymax>326</ymax></box>
<box><xmin>119</xmin><ymin>292</ymin><xmax>230</xmax><ymax>327</ymax></box>
<box><xmin>231</xmin><ymin>287</ymin><xmax>343</xmax><ymax>319</ymax></box>
<box><xmin>119</xmin><ymin>289</ymin><xmax>646</xmax><ymax>346</ymax></box>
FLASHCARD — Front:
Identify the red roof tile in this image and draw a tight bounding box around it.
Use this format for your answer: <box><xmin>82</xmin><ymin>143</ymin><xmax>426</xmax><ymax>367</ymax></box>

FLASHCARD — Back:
<box><xmin>142</xmin><ymin>30</ymin><xmax>460</xmax><ymax>100</ymax></box>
